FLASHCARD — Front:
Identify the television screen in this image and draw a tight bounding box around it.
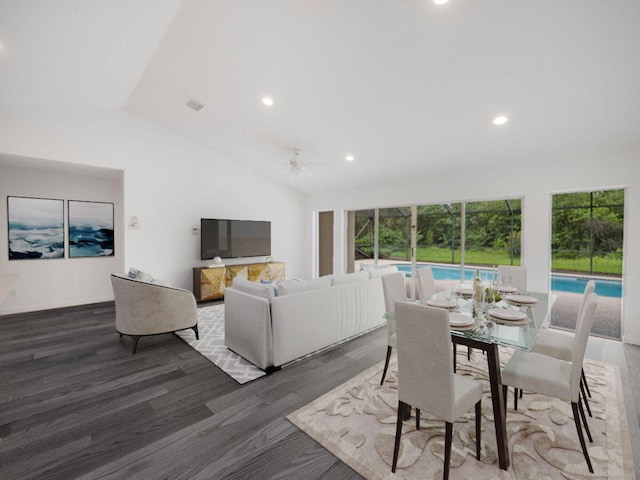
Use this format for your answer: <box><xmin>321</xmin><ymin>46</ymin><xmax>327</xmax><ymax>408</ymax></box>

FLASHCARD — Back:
<box><xmin>201</xmin><ymin>219</ymin><xmax>271</xmax><ymax>259</ymax></box>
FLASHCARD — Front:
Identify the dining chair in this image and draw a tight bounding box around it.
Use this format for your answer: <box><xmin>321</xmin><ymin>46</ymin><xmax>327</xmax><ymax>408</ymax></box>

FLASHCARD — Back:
<box><xmin>416</xmin><ymin>266</ymin><xmax>437</xmax><ymax>302</ymax></box>
<box><xmin>532</xmin><ymin>280</ymin><xmax>597</xmax><ymax>416</ymax></box>
<box><xmin>501</xmin><ymin>292</ymin><xmax>598</xmax><ymax>474</ymax></box>
<box><xmin>497</xmin><ymin>265</ymin><xmax>527</xmax><ymax>292</ymax></box>
<box><xmin>392</xmin><ymin>301</ymin><xmax>483</xmax><ymax>479</ymax></box>
<box><xmin>380</xmin><ymin>272</ymin><xmax>408</xmax><ymax>385</ymax></box>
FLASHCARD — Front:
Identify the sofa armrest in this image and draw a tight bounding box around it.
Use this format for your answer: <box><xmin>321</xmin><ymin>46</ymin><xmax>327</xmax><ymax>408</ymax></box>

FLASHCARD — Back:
<box><xmin>224</xmin><ymin>287</ymin><xmax>274</xmax><ymax>370</ymax></box>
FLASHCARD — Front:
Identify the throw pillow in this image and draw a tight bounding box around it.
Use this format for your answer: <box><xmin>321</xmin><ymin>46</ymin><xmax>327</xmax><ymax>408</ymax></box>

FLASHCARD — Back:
<box><xmin>232</xmin><ymin>276</ymin><xmax>276</xmax><ymax>300</ymax></box>
<box><xmin>277</xmin><ymin>275</ymin><xmax>332</xmax><ymax>296</ymax></box>
<box><xmin>330</xmin><ymin>271</ymin><xmax>370</xmax><ymax>286</ymax></box>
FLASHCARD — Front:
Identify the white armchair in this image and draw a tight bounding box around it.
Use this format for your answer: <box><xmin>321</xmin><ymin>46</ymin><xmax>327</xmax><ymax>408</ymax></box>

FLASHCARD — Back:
<box><xmin>110</xmin><ymin>273</ymin><xmax>199</xmax><ymax>354</ymax></box>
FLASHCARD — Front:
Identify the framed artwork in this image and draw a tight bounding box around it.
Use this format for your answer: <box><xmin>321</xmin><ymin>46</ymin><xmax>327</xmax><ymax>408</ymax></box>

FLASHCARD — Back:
<box><xmin>8</xmin><ymin>196</ymin><xmax>65</xmax><ymax>260</ymax></box>
<box><xmin>68</xmin><ymin>200</ymin><xmax>114</xmax><ymax>258</ymax></box>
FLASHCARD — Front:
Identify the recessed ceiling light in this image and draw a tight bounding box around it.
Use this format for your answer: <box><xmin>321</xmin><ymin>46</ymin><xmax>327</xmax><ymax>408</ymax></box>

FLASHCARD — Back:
<box><xmin>493</xmin><ymin>115</ymin><xmax>509</xmax><ymax>125</ymax></box>
<box><xmin>262</xmin><ymin>96</ymin><xmax>274</xmax><ymax>106</ymax></box>
<box><xmin>345</xmin><ymin>155</ymin><xmax>355</xmax><ymax>162</ymax></box>
<box><xmin>433</xmin><ymin>0</ymin><xmax>449</xmax><ymax>5</ymax></box>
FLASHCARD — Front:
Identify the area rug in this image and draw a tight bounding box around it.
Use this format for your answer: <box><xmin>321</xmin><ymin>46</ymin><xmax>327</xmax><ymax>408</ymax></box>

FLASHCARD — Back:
<box><xmin>287</xmin><ymin>349</ymin><xmax>635</xmax><ymax>479</ymax></box>
<box><xmin>175</xmin><ymin>304</ymin><xmax>266</xmax><ymax>384</ymax></box>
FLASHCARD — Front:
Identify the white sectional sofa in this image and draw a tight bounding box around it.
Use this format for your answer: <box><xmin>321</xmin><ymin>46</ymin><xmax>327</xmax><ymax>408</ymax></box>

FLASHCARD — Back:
<box><xmin>224</xmin><ymin>267</ymin><xmax>397</xmax><ymax>372</ymax></box>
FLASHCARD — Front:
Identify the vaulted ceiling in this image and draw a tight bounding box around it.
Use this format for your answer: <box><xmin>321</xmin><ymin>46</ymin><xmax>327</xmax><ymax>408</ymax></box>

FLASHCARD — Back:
<box><xmin>2</xmin><ymin>0</ymin><xmax>639</xmax><ymax>193</ymax></box>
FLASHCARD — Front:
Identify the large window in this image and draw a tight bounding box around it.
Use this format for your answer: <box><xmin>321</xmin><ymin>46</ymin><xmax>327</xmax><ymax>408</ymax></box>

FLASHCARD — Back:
<box><xmin>549</xmin><ymin>188</ymin><xmax>624</xmax><ymax>339</ymax></box>
<box><xmin>350</xmin><ymin>198</ymin><xmax>522</xmax><ymax>270</ymax></box>
<box><xmin>551</xmin><ymin>189</ymin><xmax>624</xmax><ymax>275</ymax></box>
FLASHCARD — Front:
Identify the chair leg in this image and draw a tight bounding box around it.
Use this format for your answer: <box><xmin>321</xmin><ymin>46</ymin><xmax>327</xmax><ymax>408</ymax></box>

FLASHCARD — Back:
<box><xmin>453</xmin><ymin>343</ymin><xmax>457</xmax><ymax>373</ymax></box>
<box><xmin>392</xmin><ymin>401</ymin><xmax>406</xmax><ymax>473</ymax></box>
<box><xmin>467</xmin><ymin>346</ymin><xmax>471</xmax><ymax>360</ymax></box>
<box><xmin>580</xmin><ymin>379</ymin><xmax>592</xmax><ymax>417</ymax></box>
<box><xmin>192</xmin><ymin>324</ymin><xmax>199</xmax><ymax>340</ymax></box>
<box><xmin>571</xmin><ymin>402</ymin><xmax>594</xmax><ymax>473</ymax></box>
<box><xmin>416</xmin><ymin>408</ymin><xmax>421</xmax><ymax>430</ymax></box>
<box><xmin>380</xmin><ymin>346</ymin><xmax>393</xmax><ymax>385</ymax></box>
<box><xmin>444</xmin><ymin>422</ymin><xmax>453</xmax><ymax>480</ymax></box>
<box><xmin>582</xmin><ymin>368</ymin><xmax>592</xmax><ymax>398</ymax></box>
<box><xmin>502</xmin><ymin>385</ymin><xmax>508</xmax><ymax>415</ymax></box>
<box><xmin>514</xmin><ymin>387</ymin><xmax>518</xmax><ymax>411</ymax></box>
<box><xmin>475</xmin><ymin>400</ymin><xmax>482</xmax><ymax>460</ymax></box>
<box><xmin>131</xmin><ymin>335</ymin><xmax>141</xmax><ymax>354</ymax></box>
<box><xmin>578</xmin><ymin>396</ymin><xmax>593</xmax><ymax>443</ymax></box>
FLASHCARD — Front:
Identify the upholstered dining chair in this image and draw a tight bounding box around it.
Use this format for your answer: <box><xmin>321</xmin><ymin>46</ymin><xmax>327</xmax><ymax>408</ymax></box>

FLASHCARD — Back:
<box><xmin>531</xmin><ymin>280</ymin><xmax>597</xmax><ymax>416</ymax></box>
<box><xmin>497</xmin><ymin>265</ymin><xmax>527</xmax><ymax>292</ymax></box>
<box><xmin>380</xmin><ymin>272</ymin><xmax>408</xmax><ymax>385</ymax></box>
<box><xmin>392</xmin><ymin>301</ymin><xmax>483</xmax><ymax>479</ymax></box>
<box><xmin>416</xmin><ymin>266</ymin><xmax>437</xmax><ymax>302</ymax></box>
<box><xmin>501</xmin><ymin>292</ymin><xmax>598</xmax><ymax>474</ymax></box>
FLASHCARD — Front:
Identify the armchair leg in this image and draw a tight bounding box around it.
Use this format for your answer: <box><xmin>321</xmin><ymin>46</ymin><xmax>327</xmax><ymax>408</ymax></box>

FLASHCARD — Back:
<box><xmin>131</xmin><ymin>335</ymin><xmax>141</xmax><ymax>354</ymax></box>
<box><xmin>444</xmin><ymin>422</ymin><xmax>453</xmax><ymax>480</ymax></box>
<box><xmin>380</xmin><ymin>346</ymin><xmax>393</xmax><ymax>385</ymax></box>
<box><xmin>475</xmin><ymin>400</ymin><xmax>482</xmax><ymax>460</ymax></box>
<box><xmin>514</xmin><ymin>387</ymin><xmax>518</xmax><ymax>411</ymax></box>
<box><xmin>392</xmin><ymin>401</ymin><xmax>407</xmax><ymax>473</ymax></box>
<box><xmin>571</xmin><ymin>402</ymin><xmax>594</xmax><ymax>473</ymax></box>
<box><xmin>192</xmin><ymin>324</ymin><xmax>199</xmax><ymax>340</ymax></box>
<box><xmin>416</xmin><ymin>408</ymin><xmax>420</xmax><ymax>430</ymax></box>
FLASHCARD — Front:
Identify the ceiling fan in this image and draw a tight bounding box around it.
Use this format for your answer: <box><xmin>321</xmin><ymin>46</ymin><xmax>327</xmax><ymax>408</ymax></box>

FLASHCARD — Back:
<box><xmin>283</xmin><ymin>148</ymin><xmax>314</xmax><ymax>179</ymax></box>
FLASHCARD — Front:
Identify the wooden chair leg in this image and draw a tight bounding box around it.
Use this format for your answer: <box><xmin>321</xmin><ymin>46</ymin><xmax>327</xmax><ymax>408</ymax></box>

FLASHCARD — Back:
<box><xmin>578</xmin><ymin>396</ymin><xmax>593</xmax><ymax>442</ymax></box>
<box><xmin>502</xmin><ymin>385</ymin><xmax>508</xmax><ymax>415</ymax></box>
<box><xmin>192</xmin><ymin>325</ymin><xmax>199</xmax><ymax>340</ymax></box>
<box><xmin>475</xmin><ymin>400</ymin><xmax>481</xmax><ymax>460</ymax></box>
<box><xmin>580</xmin><ymin>380</ymin><xmax>592</xmax><ymax>417</ymax></box>
<box><xmin>380</xmin><ymin>346</ymin><xmax>393</xmax><ymax>385</ymax></box>
<box><xmin>416</xmin><ymin>408</ymin><xmax>420</xmax><ymax>430</ymax></box>
<box><xmin>572</xmin><ymin>402</ymin><xmax>594</xmax><ymax>473</ymax></box>
<box><xmin>582</xmin><ymin>368</ymin><xmax>592</xmax><ymax>398</ymax></box>
<box><xmin>444</xmin><ymin>422</ymin><xmax>453</xmax><ymax>480</ymax></box>
<box><xmin>514</xmin><ymin>387</ymin><xmax>518</xmax><ymax>411</ymax></box>
<box><xmin>392</xmin><ymin>401</ymin><xmax>406</xmax><ymax>473</ymax></box>
<box><xmin>131</xmin><ymin>335</ymin><xmax>141</xmax><ymax>354</ymax></box>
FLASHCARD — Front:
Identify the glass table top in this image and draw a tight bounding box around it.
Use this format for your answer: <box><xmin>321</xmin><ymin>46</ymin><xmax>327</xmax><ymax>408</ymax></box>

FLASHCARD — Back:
<box><xmin>386</xmin><ymin>291</ymin><xmax>552</xmax><ymax>352</ymax></box>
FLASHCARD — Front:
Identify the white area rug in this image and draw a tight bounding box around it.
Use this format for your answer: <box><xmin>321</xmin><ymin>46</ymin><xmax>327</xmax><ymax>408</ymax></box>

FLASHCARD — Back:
<box><xmin>175</xmin><ymin>304</ymin><xmax>266</xmax><ymax>384</ymax></box>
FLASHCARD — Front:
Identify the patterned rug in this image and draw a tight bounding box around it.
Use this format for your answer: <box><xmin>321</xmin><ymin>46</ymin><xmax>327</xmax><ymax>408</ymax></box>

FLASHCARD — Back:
<box><xmin>175</xmin><ymin>304</ymin><xmax>266</xmax><ymax>384</ymax></box>
<box><xmin>287</xmin><ymin>349</ymin><xmax>636</xmax><ymax>479</ymax></box>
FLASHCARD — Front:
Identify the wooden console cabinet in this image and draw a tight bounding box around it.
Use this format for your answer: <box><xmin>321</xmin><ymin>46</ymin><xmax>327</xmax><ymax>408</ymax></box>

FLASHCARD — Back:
<box><xmin>193</xmin><ymin>262</ymin><xmax>285</xmax><ymax>301</ymax></box>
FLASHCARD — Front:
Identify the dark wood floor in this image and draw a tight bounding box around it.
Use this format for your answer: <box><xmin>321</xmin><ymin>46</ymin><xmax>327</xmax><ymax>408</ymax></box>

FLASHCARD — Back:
<box><xmin>1</xmin><ymin>303</ymin><xmax>639</xmax><ymax>479</ymax></box>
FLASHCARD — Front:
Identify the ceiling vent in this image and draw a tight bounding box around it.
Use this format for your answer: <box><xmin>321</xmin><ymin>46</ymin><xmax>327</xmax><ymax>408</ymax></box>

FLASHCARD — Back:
<box><xmin>186</xmin><ymin>98</ymin><xmax>206</xmax><ymax>112</ymax></box>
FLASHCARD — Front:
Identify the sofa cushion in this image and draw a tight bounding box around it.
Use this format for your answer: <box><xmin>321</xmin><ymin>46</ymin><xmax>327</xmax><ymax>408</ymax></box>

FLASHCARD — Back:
<box><xmin>330</xmin><ymin>271</ymin><xmax>369</xmax><ymax>286</ymax></box>
<box><xmin>367</xmin><ymin>265</ymin><xmax>399</xmax><ymax>279</ymax></box>
<box><xmin>233</xmin><ymin>276</ymin><xmax>276</xmax><ymax>300</ymax></box>
<box><xmin>277</xmin><ymin>276</ymin><xmax>331</xmax><ymax>296</ymax></box>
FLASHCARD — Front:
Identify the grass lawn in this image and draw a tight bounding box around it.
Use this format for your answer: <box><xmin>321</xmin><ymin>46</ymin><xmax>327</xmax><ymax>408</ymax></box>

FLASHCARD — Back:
<box><xmin>384</xmin><ymin>247</ymin><xmax>622</xmax><ymax>276</ymax></box>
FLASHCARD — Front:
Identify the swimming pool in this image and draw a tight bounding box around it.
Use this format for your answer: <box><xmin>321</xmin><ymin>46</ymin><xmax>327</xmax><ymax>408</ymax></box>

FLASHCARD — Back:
<box><xmin>390</xmin><ymin>263</ymin><xmax>622</xmax><ymax>298</ymax></box>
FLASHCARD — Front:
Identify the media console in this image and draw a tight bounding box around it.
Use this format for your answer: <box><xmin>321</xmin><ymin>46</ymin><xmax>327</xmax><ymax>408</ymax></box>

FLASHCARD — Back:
<box><xmin>193</xmin><ymin>261</ymin><xmax>285</xmax><ymax>301</ymax></box>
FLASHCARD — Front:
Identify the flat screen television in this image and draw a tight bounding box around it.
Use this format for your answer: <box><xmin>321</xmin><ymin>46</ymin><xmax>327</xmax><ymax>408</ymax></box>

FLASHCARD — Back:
<box><xmin>201</xmin><ymin>218</ymin><xmax>271</xmax><ymax>260</ymax></box>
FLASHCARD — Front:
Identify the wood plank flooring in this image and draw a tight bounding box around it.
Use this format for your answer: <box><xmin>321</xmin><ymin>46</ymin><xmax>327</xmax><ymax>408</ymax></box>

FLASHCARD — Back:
<box><xmin>1</xmin><ymin>303</ymin><xmax>638</xmax><ymax>479</ymax></box>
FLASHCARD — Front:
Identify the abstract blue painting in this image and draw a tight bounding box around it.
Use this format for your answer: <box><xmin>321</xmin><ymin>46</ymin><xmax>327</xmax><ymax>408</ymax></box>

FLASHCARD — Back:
<box><xmin>68</xmin><ymin>201</ymin><xmax>114</xmax><ymax>258</ymax></box>
<box><xmin>8</xmin><ymin>196</ymin><xmax>65</xmax><ymax>260</ymax></box>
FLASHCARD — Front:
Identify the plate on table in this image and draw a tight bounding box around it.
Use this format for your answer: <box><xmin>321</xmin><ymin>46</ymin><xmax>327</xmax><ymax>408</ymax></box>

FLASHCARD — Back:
<box><xmin>455</xmin><ymin>286</ymin><xmax>474</xmax><ymax>297</ymax></box>
<box><xmin>449</xmin><ymin>313</ymin><xmax>475</xmax><ymax>328</ymax></box>
<box><xmin>496</xmin><ymin>285</ymin><xmax>518</xmax><ymax>294</ymax></box>
<box><xmin>427</xmin><ymin>298</ymin><xmax>457</xmax><ymax>309</ymax></box>
<box><xmin>488</xmin><ymin>308</ymin><xmax>527</xmax><ymax>322</ymax></box>
<box><xmin>505</xmin><ymin>294</ymin><xmax>538</xmax><ymax>305</ymax></box>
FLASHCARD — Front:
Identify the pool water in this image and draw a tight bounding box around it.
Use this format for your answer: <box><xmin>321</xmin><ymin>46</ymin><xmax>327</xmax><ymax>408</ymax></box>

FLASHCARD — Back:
<box><xmin>391</xmin><ymin>264</ymin><xmax>622</xmax><ymax>298</ymax></box>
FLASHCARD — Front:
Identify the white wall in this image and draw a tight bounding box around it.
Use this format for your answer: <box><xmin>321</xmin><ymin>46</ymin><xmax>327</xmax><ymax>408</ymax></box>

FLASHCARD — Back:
<box><xmin>0</xmin><ymin>104</ymin><xmax>307</xmax><ymax>314</ymax></box>
<box><xmin>0</xmin><ymin>162</ymin><xmax>124</xmax><ymax>313</ymax></box>
<box><xmin>306</xmin><ymin>153</ymin><xmax>640</xmax><ymax>345</ymax></box>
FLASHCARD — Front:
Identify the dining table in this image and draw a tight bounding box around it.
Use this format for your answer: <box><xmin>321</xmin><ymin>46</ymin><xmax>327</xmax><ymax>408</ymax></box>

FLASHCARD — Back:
<box><xmin>387</xmin><ymin>289</ymin><xmax>554</xmax><ymax>471</ymax></box>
